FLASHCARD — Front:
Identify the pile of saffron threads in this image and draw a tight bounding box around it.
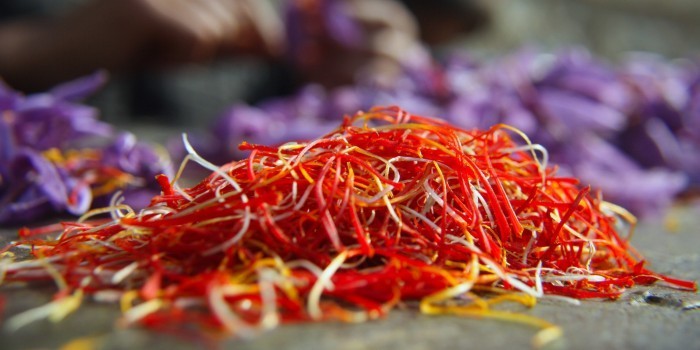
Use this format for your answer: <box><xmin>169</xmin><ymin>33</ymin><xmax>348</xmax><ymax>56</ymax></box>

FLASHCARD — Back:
<box><xmin>1</xmin><ymin>107</ymin><xmax>696</xmax><ymax>347</ymax></box>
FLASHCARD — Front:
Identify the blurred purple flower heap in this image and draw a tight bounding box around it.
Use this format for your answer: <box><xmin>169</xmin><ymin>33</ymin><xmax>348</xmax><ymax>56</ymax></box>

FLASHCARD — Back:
<box><xmin>0</xmin><ymin>72</ymin><xmax>172</xmax><ymax>225</ymax></box>
<box><xmin>174</xmin><ymin>0</ymin><xmax>700</xmax><ymax>217</ymax></box>
<box><xmin>193</xmin><ymin>49</ymin><xmax>700</xmax><ymax>217</ymax></box>
<box><xmin>439</xmin><ymin>49</ymin><xmax>694</xmax><ymax>216</ymax></box>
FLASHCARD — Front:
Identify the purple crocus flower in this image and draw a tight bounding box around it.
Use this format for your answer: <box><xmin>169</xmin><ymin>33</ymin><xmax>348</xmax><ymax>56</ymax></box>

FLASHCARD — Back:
<box><xmin>0</xmin><ymin>150</ymin><xmax>69</xmax><ymax>224</ymax></box>
<box><xmin>6</xmin><ymin>71</ymin><xmax>112</xmax><ymax>151</ymax></box>
<box><xmin>0</xmin><ymin>73</ymin><xmax>173</xmax><ymax>225</ymax></box>
<box><xmin>91</xmin><ymin>132</ymin><xmax>172</xmax><ymax>209</ymax></box>
<box><xmin>538</xmin><ymin>50</ymin><xmax>635</xmax><ymax>112</ymax></box>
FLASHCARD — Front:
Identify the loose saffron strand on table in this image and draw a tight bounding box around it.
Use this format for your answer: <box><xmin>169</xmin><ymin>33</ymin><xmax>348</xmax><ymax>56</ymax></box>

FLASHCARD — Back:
<box><xmin>1</xmin><ymin>106</ymin><xmax>696</xmax><ymax>347</ymax></box>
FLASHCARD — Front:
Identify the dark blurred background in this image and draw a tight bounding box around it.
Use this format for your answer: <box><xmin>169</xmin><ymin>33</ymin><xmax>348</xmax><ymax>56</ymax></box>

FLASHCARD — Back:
<box><xmin>460</xmin><ymin>0</ymin><xmax>700</xmax><ymax>59</ymax></box>
<box><xmin>2</xmin><ymin>0</ymin><xmax>699</xmax><ymax>129</ymax></box>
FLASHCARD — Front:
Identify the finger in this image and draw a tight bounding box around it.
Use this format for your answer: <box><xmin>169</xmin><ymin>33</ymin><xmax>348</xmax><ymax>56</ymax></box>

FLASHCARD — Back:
<box><xmin>370</xmin><ymin>27</ymin><xmax>429</xmax><ymax>67</ymax></box>
<box><xmin>333</xmin><ymin>0</ymin><xmax>424</xmax><ymax>66</ymax></box>
<box><xmin>140</xmin><ymin>0</ymin><xmax>217</xmax><ymax>62</ymax></box>
<box><xmin>342</xmin><ymin>0</ymin><xmax>419</xmax><ymax>39</ymax></box>
<box><xmin>239</xmin><ymin>0</ymin><xmax>285</xmax><ymax>57</ymax></box>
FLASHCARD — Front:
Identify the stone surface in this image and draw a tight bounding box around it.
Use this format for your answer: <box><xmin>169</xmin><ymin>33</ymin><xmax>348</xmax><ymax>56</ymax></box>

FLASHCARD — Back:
<box><xmin>1</xmin><ymin>206</ymin><xmax>699</xmax><ymax>350</ymax></box>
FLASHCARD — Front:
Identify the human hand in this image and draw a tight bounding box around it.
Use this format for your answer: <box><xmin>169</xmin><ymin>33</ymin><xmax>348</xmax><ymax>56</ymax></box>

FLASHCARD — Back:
<box><xmin>0</xmin><ymin>0</ymin><xmax>284</xmax><ymax>91</ymax></box>
<box><xmin>285</xmin><ymin>0</ymin><xmax>427</xmax><ymax>88</ymax></box>
<box><xmin>130</xmin><ymin>0</ymin><xmax>284</xmax><ymax>64</ymax></box>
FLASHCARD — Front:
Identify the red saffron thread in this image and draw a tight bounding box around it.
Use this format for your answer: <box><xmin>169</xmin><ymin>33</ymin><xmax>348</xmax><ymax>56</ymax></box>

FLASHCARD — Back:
<box><xmin>1</xmin><ymin>106</ymin><xmax>696</xmax><ymax>346</ymax></box>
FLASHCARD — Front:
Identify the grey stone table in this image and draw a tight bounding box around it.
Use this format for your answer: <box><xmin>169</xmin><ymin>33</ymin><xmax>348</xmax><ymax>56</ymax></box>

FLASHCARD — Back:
<box><xmin>1</xmin><ymin>205</ymin><xmax>699</xmax><ymax>350</ymax></box>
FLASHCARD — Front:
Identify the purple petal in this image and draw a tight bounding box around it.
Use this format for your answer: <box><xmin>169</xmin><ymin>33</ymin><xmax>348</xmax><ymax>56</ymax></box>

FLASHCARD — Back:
<box><xmin>538</xmin><ymin>88</ymin><xmax>627</xmax><ymax>133</ymax></box>
<box><xmin>49</xmin><ymin>70</ymin><xmax>108</xmax><ymax>102</ymax></box>
<box><xmin>577</xmin><ymin>164</ymin><xmax>687</xmax><ymax>218</ymax></box>
<box><xmin>0</xmin><ymin>150</ymin><xmax>70</xmax><ymax>224</ymax></box>
<box><xmin>9</xmin><ymin>149</ymin><xmax>68</xmax><ymax>209</ymax></box>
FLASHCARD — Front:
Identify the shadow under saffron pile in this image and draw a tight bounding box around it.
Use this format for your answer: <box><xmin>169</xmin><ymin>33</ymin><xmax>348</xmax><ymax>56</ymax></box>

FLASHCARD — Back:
<box><xmin>1</xmin><ymin>107</ymin><xmax>696</xmax><ymax>346</ymax></box>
